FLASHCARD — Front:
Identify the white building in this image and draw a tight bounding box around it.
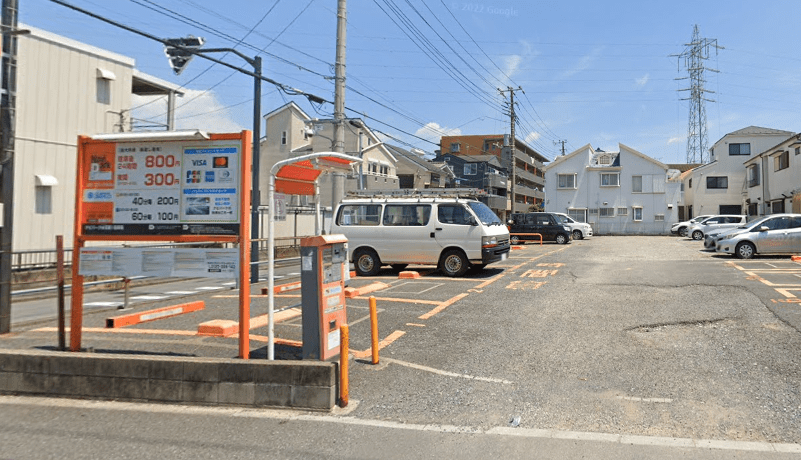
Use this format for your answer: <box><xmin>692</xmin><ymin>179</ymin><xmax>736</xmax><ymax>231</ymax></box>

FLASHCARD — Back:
<box><xmin>743</xmin><ymin>133</ymin><xmax>801</xmax><ymax>216</ymax></box>
<box><xmin>8</xmin><ymin>25</ymin><xmax>181</xmax><ymax>254</ymax></box>
<box><xmin>680</xmin><ymin>126</ymin><xmax>794</xmax><ymax>219</ymax></box>
<box><xmin>544</xmin><ymin>143</ymin><xmax>682</xmax><ymax>235</ymax></box>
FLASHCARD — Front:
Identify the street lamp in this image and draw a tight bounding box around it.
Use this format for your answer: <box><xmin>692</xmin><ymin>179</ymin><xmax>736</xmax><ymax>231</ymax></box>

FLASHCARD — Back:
<box><xmin>163</xmin><ymin>37</ymin><xmax>263</xmax><ymax>284</ymax></box>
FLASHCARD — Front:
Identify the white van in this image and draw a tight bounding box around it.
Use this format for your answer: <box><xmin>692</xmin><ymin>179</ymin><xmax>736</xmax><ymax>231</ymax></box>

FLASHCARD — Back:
<box><xmin>332</xmin><ymin>190</ymin><xmax>510</xmax><ymax>277</ymax></box>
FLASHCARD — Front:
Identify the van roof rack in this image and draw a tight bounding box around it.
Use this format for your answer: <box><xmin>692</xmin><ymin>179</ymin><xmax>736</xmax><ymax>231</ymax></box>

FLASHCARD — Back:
<box><xmin>345</xmin><ymin>188</ymin><xmax>486</xmax><ymax>199</ymax></box>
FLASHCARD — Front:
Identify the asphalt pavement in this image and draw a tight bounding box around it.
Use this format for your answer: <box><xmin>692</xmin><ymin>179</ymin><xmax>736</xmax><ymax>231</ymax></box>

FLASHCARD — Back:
<box><xmin>1</xmin><ymin>235</ymin><xmax>800</xmax><ymax>458</ymax></box>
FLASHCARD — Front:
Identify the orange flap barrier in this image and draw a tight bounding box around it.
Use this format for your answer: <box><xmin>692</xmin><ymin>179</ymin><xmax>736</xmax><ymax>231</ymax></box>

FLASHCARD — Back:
<box><xmin>106</xmin><ymin>301</ymin><xmax>204</xmax><ymax>328</ymax></box>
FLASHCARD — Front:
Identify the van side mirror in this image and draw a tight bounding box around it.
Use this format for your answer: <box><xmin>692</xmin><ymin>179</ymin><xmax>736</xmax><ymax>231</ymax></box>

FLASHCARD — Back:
<box><xmin>467</xmin><ymin>215</ymin><xmax>478</xmax><ymax>226</ymax></box>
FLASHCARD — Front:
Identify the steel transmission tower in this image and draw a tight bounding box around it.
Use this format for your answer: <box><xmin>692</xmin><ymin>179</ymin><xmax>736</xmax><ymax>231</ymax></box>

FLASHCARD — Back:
<box><xmin>673</xmin><ymin>25</ymin><xmax>723</xmax><ymax>164</ymax></box>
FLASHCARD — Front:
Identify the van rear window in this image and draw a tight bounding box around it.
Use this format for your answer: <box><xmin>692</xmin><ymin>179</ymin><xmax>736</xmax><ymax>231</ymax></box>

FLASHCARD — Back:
<box><xmin>337</xmin><ymin>204</ymin><xmax>381</xmax><ymax>226</ymax></box>
<box><xmin>383</xmin><ymin>205</ymin><xmax>431</xmax><ymax>226</ymax></box>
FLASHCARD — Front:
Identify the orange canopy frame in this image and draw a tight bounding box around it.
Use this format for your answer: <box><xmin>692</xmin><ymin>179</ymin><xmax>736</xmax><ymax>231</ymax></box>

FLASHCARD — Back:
<box><xmin>274</xmin><ymin>156</ymin><xmax>359</xmax><ymax>195</ymax></box>
<box><xmin>266</xmin><ymin>151</ymin><xmax>362</xmax><ymax>359</ymax></box>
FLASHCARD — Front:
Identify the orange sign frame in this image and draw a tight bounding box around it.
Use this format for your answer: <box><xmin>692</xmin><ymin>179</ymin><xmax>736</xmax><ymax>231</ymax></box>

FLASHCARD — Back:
<box><xmin>70</xmin><ymin>131</ymin><xmax>253</xmax><ymax>359</ymax></box>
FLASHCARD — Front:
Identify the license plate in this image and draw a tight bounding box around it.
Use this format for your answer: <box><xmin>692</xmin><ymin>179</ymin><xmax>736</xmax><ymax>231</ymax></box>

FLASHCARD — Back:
<box><xmin>501</xmin><ymin>252</ymin><xmax>508</xmax><ymax>260</ymax></box>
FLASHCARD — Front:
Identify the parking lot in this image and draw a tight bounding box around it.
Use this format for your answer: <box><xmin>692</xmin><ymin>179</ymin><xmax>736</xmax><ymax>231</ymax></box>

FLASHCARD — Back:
<box><xmin>3</xmin><ymin>235</ymin><xmax>801</xmax><ymax>449</ymax></box>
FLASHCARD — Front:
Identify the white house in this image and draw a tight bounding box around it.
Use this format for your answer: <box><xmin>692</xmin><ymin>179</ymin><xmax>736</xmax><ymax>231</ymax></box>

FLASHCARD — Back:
<box><xmin>680</xmin><ymin>126</ymin><xmax>794</xmax><ymax>219</ymax></box>
<box><xmin>544</xmin><ymin>143</ymin><xmax>682</xmax><ymax>235</ymax></box>
<box><xmin>743</xmin><ymin>132</ymin><xmax>801</xmax><ymax>216</ymax></box>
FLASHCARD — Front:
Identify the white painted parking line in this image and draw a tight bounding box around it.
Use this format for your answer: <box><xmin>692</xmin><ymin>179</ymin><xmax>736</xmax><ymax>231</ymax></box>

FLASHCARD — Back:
<box><xmin>221</xmin><ymin>282</ymin><xmax>236</xmax><ymax>286</ymax></box>
<box><xmin>85</xmin><ymin>301</ymin><xmax>123</xmax><ymax>307</ymax></box>
<box><xmin>165</xmin><ymin>291</ymin><xmax>197</xmax><ymax>295</ymax></box>
<box><xmin>195</xmin><ymin>286</ymin><xmax>224</xmax><ymax>291</ymax></box>
<box><xmin>129</xmin><ymin>295</ymin><xmax>168</xmax><ymax>301</ymax></box>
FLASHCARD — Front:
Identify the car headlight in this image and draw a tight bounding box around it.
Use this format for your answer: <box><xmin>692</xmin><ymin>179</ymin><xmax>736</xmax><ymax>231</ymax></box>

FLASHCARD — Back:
<box><xmin>482</xmin><ymin>236</ymin><xmax>498</xmax><ymax>248</ymax></box>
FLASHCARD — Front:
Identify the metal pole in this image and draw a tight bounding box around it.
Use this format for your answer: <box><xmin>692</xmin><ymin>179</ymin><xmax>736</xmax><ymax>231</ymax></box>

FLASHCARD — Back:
<box><xmin>250</xmin><ymin>56</ymin><xmax>262</xmax><ymax>284</ymax></box>
<box><xmin>339</xmin><ymin>323</ymin><xmax>349</xmax><ymax>407</ymax></box>
<box><xmin>267</xmin><ymin>174</ymin><xmax>275</xmax><ymax>360</ymax></box>
<box><xmin>56</xmin><ymin>235</ymin><xmax>65</xmax><ymax>350</ymax></box>
<box><xmin>0</xmin><ymin>0</ymin><xmax>19</xmax><ymax>334</ymax></box>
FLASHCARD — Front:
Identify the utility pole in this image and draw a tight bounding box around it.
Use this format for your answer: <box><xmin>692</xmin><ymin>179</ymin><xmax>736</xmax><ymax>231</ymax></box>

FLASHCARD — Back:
<box><xmin>499</xmin><ymin>86</ymin><xmax>521</xmax><ymax>215</ymax></box>
<box><xmin>331</xmin><ymin>0</ymin><xmax>347</xmax><ymax>213</ymax></box>
<box><xmin>0</xmin><ymin>0</ymin><xmax>21</xmax><ymax>334</ymax></box>
<box><xmin>672</xmin><ymin>25</ymin><xmax>722</xmax><ymax>164</ymax></box>
<box><xmin>554</xmin><ymin>139</ymin><xmax>567</xmax><ymax>156</ymax></box>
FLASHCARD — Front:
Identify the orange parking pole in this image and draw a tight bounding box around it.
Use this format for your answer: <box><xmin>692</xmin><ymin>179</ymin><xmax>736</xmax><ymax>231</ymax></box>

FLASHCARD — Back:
<box><xmin>369</xmin><ymin>296</ymin><xmax>379</xmax><ymax>364</ymax></box>
<box><xmin>339</xmin><ymin>324</ymin><xmax>349</xmax><ymax>407</ymax></box>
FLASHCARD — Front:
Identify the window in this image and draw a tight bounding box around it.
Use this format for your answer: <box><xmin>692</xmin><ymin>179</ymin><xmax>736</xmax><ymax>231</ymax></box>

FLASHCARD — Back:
<box><xmin>689</xmin><ymin>178</ymin><xmax>692</xmax><ymax>188</ymax></box>
<box><xmin>380</xmin><ymin>164</ymin><xmax>389</xmax><ymax>176</ymax></box>
<box><xmin>747</xmin><ymin>164</ymin><xmax>760</xmax><ymax>187</ymax></box>
<box><xmin>382</xmin><ymin>205</ymin><xmax>431</xmax><ymax>226</ymax></box>
<box><xmin>654</xmin><ymin>214</ymin><xmax>665</xmax><ymax>222</ymax></box>
<box><xmin>35</xmin><ymin>186</ymin><xmax>52</xmax><ymax>214</ymax></box>
<box><xmin>600</xmin><ymin>173</ymin><xmax>619</xmax><ymax>187</ymax></box>
<box><xmin>796</xmin><ymin>147</ymin><xmax>800</xmax><ymax>156</ymax></box>
<box><xmin>598</xmin><ymin>155</ymin><xmax>611</xmax><ymax>165</ymax></box>
<box><xmin>632</xmin><ymin>175</ymin><xmax>643</xmax><ymax>193</ymax></box>
<box><xmin>337</xmin><ymin>205</ymin><xmax>381</xmax><ymax>226</ymax></box>
<box><xmin>557</xmin><ymin>174</ymin><xmax>576</xmax><ymax>189</ymax></box>
<box><xmin>617</xmin><ymin>207</ymin><xmax>628</xmax><ymax>216</ymax></box>
<box><xmin>463</xmin><ymin>163</ymin><xmax>477</xmax><ymax>175</ymax></box>
<box><xmin>632</xmin><ymin>207</ymin><xmax>643</xmax><ymax>221</ymax></box>
<box><xmin>281</xmin><ymin>131</ymin><xmax>287</xmax><ymax>145</ymax></box>
<box><xmin>729</xmin><ymin>143</ymin><xmax>751</xmax><ymax>155</ymax></box>
<box><xmin>96</xmin><ymin>78</ymin><xmax>111</xmax><ymax>105</ymax></box>
<box><xmin>568</xmin><ymin>209</ymin><xmax>587</xmax><ymax>223</ymax></box>
<box><xmin>450</xmin><ymin>142</ymin><xmax>461</xmax><ymax>153</ymax></box>
<box><xmin>748</xmin><ymin>203</ymin><xmax>758</xmax><ymax>216</ymax></box>
<box><xmin>438</xmin><ymin>204</ymin><xmax>472</xmax><ymax>225</ymax></box>
<box><xmin>589</xmin><ymin>208</ymin><xmax>599</xmax><ymax>215</ymax></box>
<box><xmin>599</xmin><ymin>207</ymin><xmax>615</xmax><ymax>217</ymax></box>
<box><xmin>706</xmin><ymin>176</ymin><xmax>728</xmax><ymax>189</ymax></box>
<box><xmin>774</xmin><ymin>151</ymin><xmax>789</xmax><ymax>171</ymax></box>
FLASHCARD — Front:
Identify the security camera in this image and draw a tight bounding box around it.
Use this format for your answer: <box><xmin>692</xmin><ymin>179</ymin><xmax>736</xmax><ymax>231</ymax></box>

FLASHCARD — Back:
<box><xmin>304</xmin><ymin>127</ymin><xmax>315</xmax><ymax>138</ymax></box>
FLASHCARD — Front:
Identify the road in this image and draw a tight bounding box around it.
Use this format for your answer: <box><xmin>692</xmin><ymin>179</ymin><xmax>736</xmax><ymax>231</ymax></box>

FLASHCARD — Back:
<box><xmin>1</xmin><ymin>236</ymin><xmax>800</xmax><ymax>458</ymax></box>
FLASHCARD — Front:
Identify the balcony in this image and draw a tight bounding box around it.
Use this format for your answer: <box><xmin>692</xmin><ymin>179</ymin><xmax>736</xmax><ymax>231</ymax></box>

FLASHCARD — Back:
<box><xmin>480</xmin><ymin>194</ymin><xmax>507</xmax><ymax>211</ymax></box>
<box><xmin>513</xmin><ymin>184</ymin><xmax>545</xmax><ymax>201</ymax></box>
<box><xmin>515</xmin><ymin>168</ymin><xmax>544</xmax><ymax>187</ymax></box>
<box><xmin>485</xmin><ymin>172</ymin><xmax>507</xmax><ymax>189</ymax></box>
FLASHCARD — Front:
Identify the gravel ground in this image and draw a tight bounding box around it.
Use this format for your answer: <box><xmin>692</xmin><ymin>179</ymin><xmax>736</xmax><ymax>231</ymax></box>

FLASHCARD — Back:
<box><xmin>347</xmin><ymin>236</ymin><xmax>801</xmax><ymax>443</ymax></box>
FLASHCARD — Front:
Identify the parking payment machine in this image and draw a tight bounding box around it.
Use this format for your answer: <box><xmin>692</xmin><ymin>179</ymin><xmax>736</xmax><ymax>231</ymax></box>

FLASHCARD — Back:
<box><xmin>300</xmin><ymin>234</ymin><xmax>348</xmax><ymax>360</ymax></box>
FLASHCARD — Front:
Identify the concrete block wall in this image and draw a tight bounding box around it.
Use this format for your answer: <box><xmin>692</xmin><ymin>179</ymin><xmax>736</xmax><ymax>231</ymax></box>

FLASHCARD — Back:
<box><xmin>0</xmin><ymin>349</ymin><xmax>337</xmax><ymax>410</ymax></box>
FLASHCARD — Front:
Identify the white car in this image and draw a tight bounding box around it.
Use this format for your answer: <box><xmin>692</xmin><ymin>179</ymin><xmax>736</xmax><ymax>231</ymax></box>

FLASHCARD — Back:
<box><xmin>671</xmin><ymin>215</ymin><xmax>713</xmax><ymax>237</ymax></box>
<box><xmin>716</xmin><ymin>214</ymin><xmax>801</xmax><ymax>259</ymax></box>
<box><xmin>552</xmin><ymin>213</ymin><xmax>593</xmax><ymax>240</ymax></box>
<box><xmin>687</xmin><ymin>215</ymin><xmax>746</xmax><ymax>241</ymax></box>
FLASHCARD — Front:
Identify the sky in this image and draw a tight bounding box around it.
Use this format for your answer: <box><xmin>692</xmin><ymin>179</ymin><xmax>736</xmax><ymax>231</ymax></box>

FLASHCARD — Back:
<box><xmin>21</xmin><ymin>0</ymin><xmax>801</xmax><ymax>165</ymax></box>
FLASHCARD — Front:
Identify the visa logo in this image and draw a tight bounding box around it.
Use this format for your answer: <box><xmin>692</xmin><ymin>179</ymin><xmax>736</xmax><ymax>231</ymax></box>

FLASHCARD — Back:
<box><xmin>191</xmin><ymin>159</ymin><xmax>207</xmax><ymax>166</ymax></box>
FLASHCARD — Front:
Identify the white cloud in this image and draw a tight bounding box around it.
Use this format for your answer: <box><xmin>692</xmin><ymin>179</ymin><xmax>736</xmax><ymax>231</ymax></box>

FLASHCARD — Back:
<box><xmin>635</xmin><ymin>74</ymin><xmax>650</xmax><ymax>87</ymax></box>
<box><xmin>525</xmin><ymin>131</ymin><xmax>541</xmax><ymax>144</ymax></box>
<box><xmin>558</xmin><ymin>47</ymin><xmax>603</xmax><ymax>80</ymax></box>
<box><xmin>415</xmin><ymin>122</ymin><xmax>462</xmax><ymax>144</ymax></box>
<box><xmin>132</xmin><ymin>89</ymin><xmax>244</xmax><ymax>133</ymax></box>
<box><xmin>667</xmin><ymin>136</ymin><xmax>683</xmax><ymax>145</ymax></box>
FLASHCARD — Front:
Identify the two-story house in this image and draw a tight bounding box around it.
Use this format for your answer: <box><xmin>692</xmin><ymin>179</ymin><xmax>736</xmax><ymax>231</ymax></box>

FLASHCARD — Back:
<box><xmin>743</xmin><ymin>133</ymin><xmax>801</xmax><ymax>216</ymax></box>
<box><xmin>680</xmin><ymin>126</ymin><xmax>794</xmax><ymax>219</ymax></box>
<box><xmin>544</xmin><ymin>143</ymin><xmax>682</xmax><ymax>235</ymax></box>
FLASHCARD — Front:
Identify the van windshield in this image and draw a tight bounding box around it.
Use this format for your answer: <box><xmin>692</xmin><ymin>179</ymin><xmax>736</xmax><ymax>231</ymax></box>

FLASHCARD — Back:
<box><xmin>467</xmin><ymin>201</ymin><xmax>503</xmax><ymax>226</ymax></box>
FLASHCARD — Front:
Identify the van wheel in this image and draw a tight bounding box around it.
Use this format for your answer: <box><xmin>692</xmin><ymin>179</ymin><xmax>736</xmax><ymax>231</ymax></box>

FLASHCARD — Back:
<box><xmin>555</xmin><ymin>233</ymin><xmax>568</xmax><ymax>244</ymax></box>
<box><xmin>440</xmin><ymin>250</ymin><xmax>468</xmax><ymax>277</ymax></box>
<box><xmin>390</xmin><ymin>264</ymin><xmax>408</xmax><ymax>272</ymax></box>
<box><xmin>735</xmin><ymin>242</ymin><xmax>756</xmax><ymax>259</ymax></box>
<box><xmin>572</xmin><ymin>230</ymin><xmax>583</xmax><ymax>240</ymax></box>
<box><xmin>510</xmin><ymin>235</ymin><xmax>520</xmax><ymax>244</ymax></box>
<box><xmin>692</xmin><ymin>230</ymin><xmax>704</xmax><ymax>240</ymax></box>
<box><xmin>354</xmin><ymin>249</ymin><xmax>381</xmax><ymax>276</ymax></box>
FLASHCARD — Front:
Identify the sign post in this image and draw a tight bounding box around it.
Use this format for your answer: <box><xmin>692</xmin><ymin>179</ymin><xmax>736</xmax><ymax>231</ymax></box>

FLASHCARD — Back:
<box><xmin>71</xmin><ymin>130</ymin><xmax>252</xmax><ymax>358</ymax></box>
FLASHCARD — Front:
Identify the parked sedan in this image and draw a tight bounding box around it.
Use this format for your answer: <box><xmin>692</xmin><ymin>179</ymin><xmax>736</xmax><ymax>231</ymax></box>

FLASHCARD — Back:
<box><xmin>671</xmin><ymin>215</ymin><xmax>714</xmax><ymax>237</ymax></box>
<box><xmin>716</xmin><ymin>214</ymin><xmax>801</xmax><ymax>259</ymax></box>
<box><xmin>688</xmin><ymin>215</ymin><xmax>746</xmax><ymax>241</ymax></box>
<box><xmin>703</xmin><ymin>216</ymin><xmax>765</xmax><ymax>249</ymax></box>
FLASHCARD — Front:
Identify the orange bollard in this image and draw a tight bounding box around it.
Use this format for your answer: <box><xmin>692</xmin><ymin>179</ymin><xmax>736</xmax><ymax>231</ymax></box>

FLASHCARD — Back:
<box><xmin>369</xmin><ymin>296</ymin><xmax>379</xmax><ymax>364</ymax></box>
<box><xmin>339</xmin><ymin>324</ymin><xmax>349</xmax><ymax>407</ymax></box>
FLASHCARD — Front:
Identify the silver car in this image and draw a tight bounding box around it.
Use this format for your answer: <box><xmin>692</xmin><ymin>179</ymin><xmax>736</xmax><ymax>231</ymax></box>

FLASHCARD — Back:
<box><xmin>716</xmin><ymin>214</ymin><xmax>801</xmax><ymax>259</ymax></box>
<box><xmin>688</xmin><ymin>215</ymin><xmax>746</xmax><ymax>241</ymax></box>
<box><xmin>703</xmin><ymin>216</ymin><xmax>767</xmax><ymax>249</ymax></box>
<box><xmin>671</xmin><ymin>215</ymin><xmax>713</xmax><ymax>237</ymax></box>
